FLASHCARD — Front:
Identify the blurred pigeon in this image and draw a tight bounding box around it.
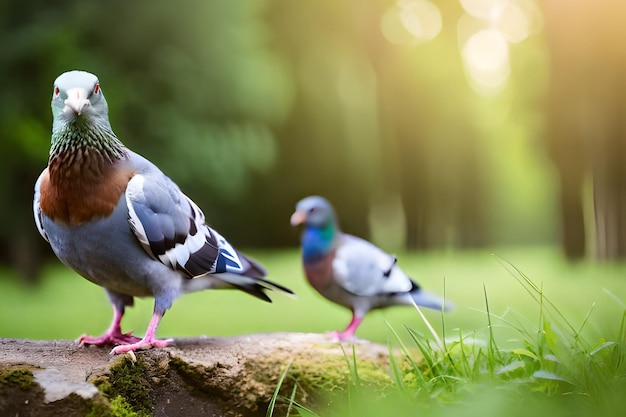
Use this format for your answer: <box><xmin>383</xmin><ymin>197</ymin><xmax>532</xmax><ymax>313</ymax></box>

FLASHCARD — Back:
<box><xmin>291</xmin><ymin>196</ymin><xmax>452</xmax><ymax>341</ymax></box>
<box><xmin>34</xmin><ymin>70</ymin><xmax>294</xmax><ymax>354</ymax></box>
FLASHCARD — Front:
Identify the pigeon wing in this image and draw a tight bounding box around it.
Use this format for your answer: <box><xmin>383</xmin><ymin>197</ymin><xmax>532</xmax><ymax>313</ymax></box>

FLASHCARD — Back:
<box><xmin>125</xmin><ymin>173</ymin><xmax>262</xmax><ymax>279</ymax></box>
<box><xmin>332</xmin><ymin>234</ymin><xmax>413</xmax><ymax>296</ymax></box>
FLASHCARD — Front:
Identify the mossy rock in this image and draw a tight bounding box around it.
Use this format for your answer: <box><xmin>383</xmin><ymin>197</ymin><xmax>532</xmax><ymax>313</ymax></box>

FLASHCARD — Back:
<box><xmin>165</xmin><ymin>333</ymin><xmax>410</xmax><ymax>415</ymax></box>
<box><xmin>0</xmin><ymin>364</ymin><xmax>109</xmax><ymax>417</ymax></box>
<box><xmin>0</xmin><ymin>333</ymin><xmax>421</xmax><ymax>416</ymax></box>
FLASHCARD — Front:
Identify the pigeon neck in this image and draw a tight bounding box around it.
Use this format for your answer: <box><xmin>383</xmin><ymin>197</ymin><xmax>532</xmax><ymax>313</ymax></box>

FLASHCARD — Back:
<box><xmin>301</xmin><ymin>223</ymin><xmax>337</xmax><ymax>261</ymax></box>
<box><xmin>41</xmin><ymin>116</ymin><xmax>132</xmax><ymax>226</ymax></box>
<box><xmin>50</xmin><ymin>116</ymin><xmax>126</xmax><ymax>165</ymax></box>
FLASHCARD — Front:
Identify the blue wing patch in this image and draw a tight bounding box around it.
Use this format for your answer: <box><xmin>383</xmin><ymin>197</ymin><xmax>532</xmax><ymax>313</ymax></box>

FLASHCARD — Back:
<box><xmin>212</xmin><ymin>235</ymin><xmax>244</xmax><ymax>274</ymax></box>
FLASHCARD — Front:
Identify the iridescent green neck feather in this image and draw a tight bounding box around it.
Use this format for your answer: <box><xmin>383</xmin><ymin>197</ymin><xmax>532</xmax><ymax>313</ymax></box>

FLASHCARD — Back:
<box><xmin>50</xmin><ymin>115</ymin><xmax>126</xmax><ymax>165</ymax></box>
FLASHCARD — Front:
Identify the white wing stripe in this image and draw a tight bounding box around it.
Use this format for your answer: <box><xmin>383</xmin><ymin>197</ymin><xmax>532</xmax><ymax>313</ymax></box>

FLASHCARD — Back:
<box><xmin>33</xmin><ymin>172</ymin><xmax>49</xmax><ymax>242</ymax></box>
<box><xmin>126</xmin><ymin>175</ymin><xmax>152</xmax><ymax>249</ymax></box>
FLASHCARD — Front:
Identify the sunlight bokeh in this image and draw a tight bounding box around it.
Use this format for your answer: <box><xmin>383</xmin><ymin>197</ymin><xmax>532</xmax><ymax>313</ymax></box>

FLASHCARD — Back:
<box><xmin>381</xmin><ymin>0</ymin><xmax>442</xmax><ymax>45</ymax></box>
<box><xmin>461</xmin><ymin>28</ymin><xmax>510</xmax><ymax>92</ymax></box>
<box><xmin>458</xmin><ymin>0</ymin><xmax>542</xmax><ymax>93</ymax></box>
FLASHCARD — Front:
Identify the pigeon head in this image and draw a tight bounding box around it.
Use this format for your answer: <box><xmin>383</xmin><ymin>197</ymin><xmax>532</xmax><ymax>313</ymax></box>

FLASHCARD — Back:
<box><xmin>52</xmin><ymin>70</ymin><xmax>110</xmax><ymax>130</ymax></box>
<box><xmin>49</xmin><ymin>70</ymin><xmax>123</xmax><ymax>161</ymax></box>
<box><xmin>290</xmin><ymin>195</ymin><xmax>338</xmax><ymax>229</ymax></box>
<box><xmin>291</xmin><ymin>196</ymin><xmax>339</xmax><ymax>261</ymax></box>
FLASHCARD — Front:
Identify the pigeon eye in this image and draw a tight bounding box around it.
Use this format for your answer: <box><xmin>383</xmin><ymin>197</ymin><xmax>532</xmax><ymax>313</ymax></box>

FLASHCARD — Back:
<box><xmin>93</xmin><ymin>83</ymin><xmax>100</xmax><ymax>95</ymax></box>
<box><xmin>54</xmin><ymin>86</ymin><xmax>60</xmax><ymax>97</ymax></box>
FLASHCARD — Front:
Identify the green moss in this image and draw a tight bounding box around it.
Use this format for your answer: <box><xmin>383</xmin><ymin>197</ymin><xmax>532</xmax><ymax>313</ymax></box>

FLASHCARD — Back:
<box><xmin>0</xmin><ymin>368</ymin><xmax>36</xmax><ymax>389</ymax></box>
<box><xmin>84</xmin><ymin>396</ymin><xmax>114</xmax><ymax>417</ymax></box>
<box><xmin>108</xmin><ymin>396</ymin><xmax>140</xmax><ymax>417</ymax></box>
<box><xmin>289</xmin><ymin>354</ymin><xmax>392</xmax><ymax>395</ymax></box>
<box><xmin>241</xmin><ymin>342</ymin><xmax>398</xmax><ymax>412</ymax></box>
<box><xmin>93</xmin><ymin>357</ymin><xmax>152</xmax><ymax>417</ymax></box>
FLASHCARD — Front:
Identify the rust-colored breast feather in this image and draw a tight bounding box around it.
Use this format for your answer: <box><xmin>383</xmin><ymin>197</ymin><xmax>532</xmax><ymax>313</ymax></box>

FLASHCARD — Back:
<box><xmin>304</xmin><ymin>249</ymin><xmax>336</xmax><ymax>293</ymax></box>
<box><xmin>39</xmin><ymin>152</ymin><xmax>135</xmax><ymax>226</ymax></box>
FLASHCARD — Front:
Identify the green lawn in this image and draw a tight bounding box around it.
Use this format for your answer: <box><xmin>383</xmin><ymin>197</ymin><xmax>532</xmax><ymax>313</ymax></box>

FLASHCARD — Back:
<box><xmin>2</xmin><ymin>247</ymin><xmax>626</xmax><ymax>416</ymax></box>
<box><xmin>1</xmin><ymin>247</ymin><xmax>624</xmax><ymax>346</ymax></box>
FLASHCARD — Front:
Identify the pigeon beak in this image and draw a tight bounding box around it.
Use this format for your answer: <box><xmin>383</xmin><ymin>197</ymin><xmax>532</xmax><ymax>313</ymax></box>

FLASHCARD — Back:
<box><xmin>290</xmin><ymin>210</ymin><xmax>306</xmax><ymax>226</ymax></box>
<box><xmin>64</xmin><ymin>87</ymin><xmax>90</xmax><ymax>115</ymax></box>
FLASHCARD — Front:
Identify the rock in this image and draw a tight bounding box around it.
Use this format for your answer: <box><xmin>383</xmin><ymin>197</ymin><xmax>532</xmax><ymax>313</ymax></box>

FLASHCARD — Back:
<box><xmin>0</xmin><ymin>333</ymin><xmax>408</xmax><ymax>417</ymax></box>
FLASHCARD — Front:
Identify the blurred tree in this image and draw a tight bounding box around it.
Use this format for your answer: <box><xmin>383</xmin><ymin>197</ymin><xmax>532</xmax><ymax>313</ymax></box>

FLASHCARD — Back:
<box><xmin>0</xmin><ymin>0</ymin><xmax>293</xmax><ymax>281</ymax></box>
<box><xmin>0</xmin><ymin>0</ymin><xmax>88</xmax><ymax>281</ymax></box>
<box><xmin>2</xmin><ymin>0</ymin><xmax>597</xmax><ymax>283</ymax></box>
<box><xmin>373</xmin><ymin>1</ymin><xmax>488</xmax><ymax>250</ymax></box>
<box><xmin>260</xmin><ymin>0</ymin><xmax>384</xmax><ymax>245</ymax></box>
<box><xmin>542</xmin><ymin>0</ymin><xmax>626</xmax><ymax>260</ymax></box>
<box><xmin>263</xmin><ymin>0</ymin><xmax>491</xmax><ymax>250</ymax></box>
<box><xmin>75</xmin><ymin>0</ymin><xmax>292</xmax><ymax>245</ymax></box>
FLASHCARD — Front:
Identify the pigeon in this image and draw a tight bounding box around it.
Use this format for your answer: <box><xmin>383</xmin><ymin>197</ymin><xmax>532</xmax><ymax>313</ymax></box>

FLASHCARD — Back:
<box><xmin>290</xmin><ymin>196</ymin><xmax>452</xmax><ymax>341</ymax></box>
<box><xmin>33</xmin><ymin>70</ymin><xmax>295</xmax><ymax>354</ymax></box>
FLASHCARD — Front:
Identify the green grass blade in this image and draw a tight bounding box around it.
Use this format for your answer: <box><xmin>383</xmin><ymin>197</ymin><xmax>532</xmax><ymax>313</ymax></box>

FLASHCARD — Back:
<box><xmin>494</xmin><ymin>254</ymin><xmax>592</xmax><ymax>351</ymax></box>
<box><xmin>267</xmin><ymin>360</ymin><xmax>293</xmax><ymax>417</ymax></box>
<box><xmin>386</xmin><ymin>321</ymin><xmax>424</xmax><ymax>378</ymax></box>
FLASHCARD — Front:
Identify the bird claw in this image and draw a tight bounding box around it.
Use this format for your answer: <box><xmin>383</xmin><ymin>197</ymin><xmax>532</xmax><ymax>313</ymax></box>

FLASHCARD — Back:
<box><xmin>78</xmin><ymin>331</ymin><xmax>142</xmax><ymax>347</ymax></box>
<box><xmin>126</xmin><ymin>350</ymin><xmax>137</xmax><ymax>363</ymax></box>
<box><xmin>109</xmin><ymin>338</ymin><xmax>174</xmax><ymax>355</ymax></box>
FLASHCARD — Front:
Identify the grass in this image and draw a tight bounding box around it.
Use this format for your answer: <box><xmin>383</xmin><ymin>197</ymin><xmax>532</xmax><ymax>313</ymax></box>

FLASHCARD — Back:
<box><xmin>1</xmin><ymin>247</ymin><xmax>626</xmax><ymax>415</ymax></box>
<box><xmin>265</xmin><ymin>252</ymin><xmax>626</xmax><ymax>416</ymax></box>
<box><xmin>1</xmin><ymin>247</ymin><xmax>625</xmax><ymax>344</ymax></box>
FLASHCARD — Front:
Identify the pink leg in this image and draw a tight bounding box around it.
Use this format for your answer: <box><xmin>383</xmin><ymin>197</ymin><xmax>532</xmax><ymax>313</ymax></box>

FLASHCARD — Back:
<box><xmin>78</xmin><ymin>305</ymin><xmax>141</xmax><ymax>346</ymax></box>
<box><xmin>110</xmin><ymin>311</ymin><xmax>173</xmax><ymax>354</ymax></box>
<box><xmin>330</xmin><ymin>313</ymin><xmax>363</xmax><ymax>342</ymax></box>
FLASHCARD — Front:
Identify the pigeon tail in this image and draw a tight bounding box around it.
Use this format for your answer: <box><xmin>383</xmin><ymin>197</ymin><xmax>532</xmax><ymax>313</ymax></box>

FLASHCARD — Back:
<box><xmin>215</xmin><ymin>273</ymin><xmax>296</xmax><ymax>303</ymax></box>
<box><xmin>409</xmin><ymin>281</ymin><xmax>454</xmax><ymax>312</ymax></box>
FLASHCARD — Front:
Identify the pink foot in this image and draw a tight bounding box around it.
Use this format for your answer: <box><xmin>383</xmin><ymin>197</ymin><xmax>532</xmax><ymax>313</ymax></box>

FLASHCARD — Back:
<box><xmin>78</xmin><ymin>331</ymin><xmax>142</xmax><ymax>347</ymax></box>
<box><xmin>327</xmin><ymin>314</ymin><xmax>363</xmax><ymax>342</ymax></box>
<box><xmin>78</xmin><ymin>305</ymin><xmax>140</xmax><ymax>347</ymax></box>
<box><xmin>110</xmin><ymin>310</ymin><xmax>171</xmax><ymax>354</ymax></box>
<box><xmin>110</xmin><ymin>337</ymin><xmax>174</xmax><ymax>354</ymax></box>
<box><xmin>328</xmin><ymin>330</ymin><xmax>356</xmax><ymax>342</ymax></box>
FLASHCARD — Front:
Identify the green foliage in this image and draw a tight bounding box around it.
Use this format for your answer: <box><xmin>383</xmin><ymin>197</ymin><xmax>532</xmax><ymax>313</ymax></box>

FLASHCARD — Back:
<box><xmin>1</xmin><ymin>0</ymin><xmax>563</xmax><ymax>270</ymax></box>
<box><xmin>78</xmin><ymin>0</ymin><xmax>291</xmax><ymax>203</ymax></box>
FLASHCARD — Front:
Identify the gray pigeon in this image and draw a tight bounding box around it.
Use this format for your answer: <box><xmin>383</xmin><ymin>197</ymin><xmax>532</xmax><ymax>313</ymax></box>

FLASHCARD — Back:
<box><xmin>33</xmin><ymin>70</ymin><xmax>294</xmax><ymax>354</ymax></box>
<box><xmin>291</xmin><ymin>196</ymin><xmax>452</xmax><ymax>341</ymax></box>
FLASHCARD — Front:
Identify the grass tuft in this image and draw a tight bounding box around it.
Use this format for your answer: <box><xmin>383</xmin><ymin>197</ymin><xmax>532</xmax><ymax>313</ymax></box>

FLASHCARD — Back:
<box><xmin>270</xmin><ymin>256</ymin><xmax>626</xmax><ymax>416</ymax></box>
